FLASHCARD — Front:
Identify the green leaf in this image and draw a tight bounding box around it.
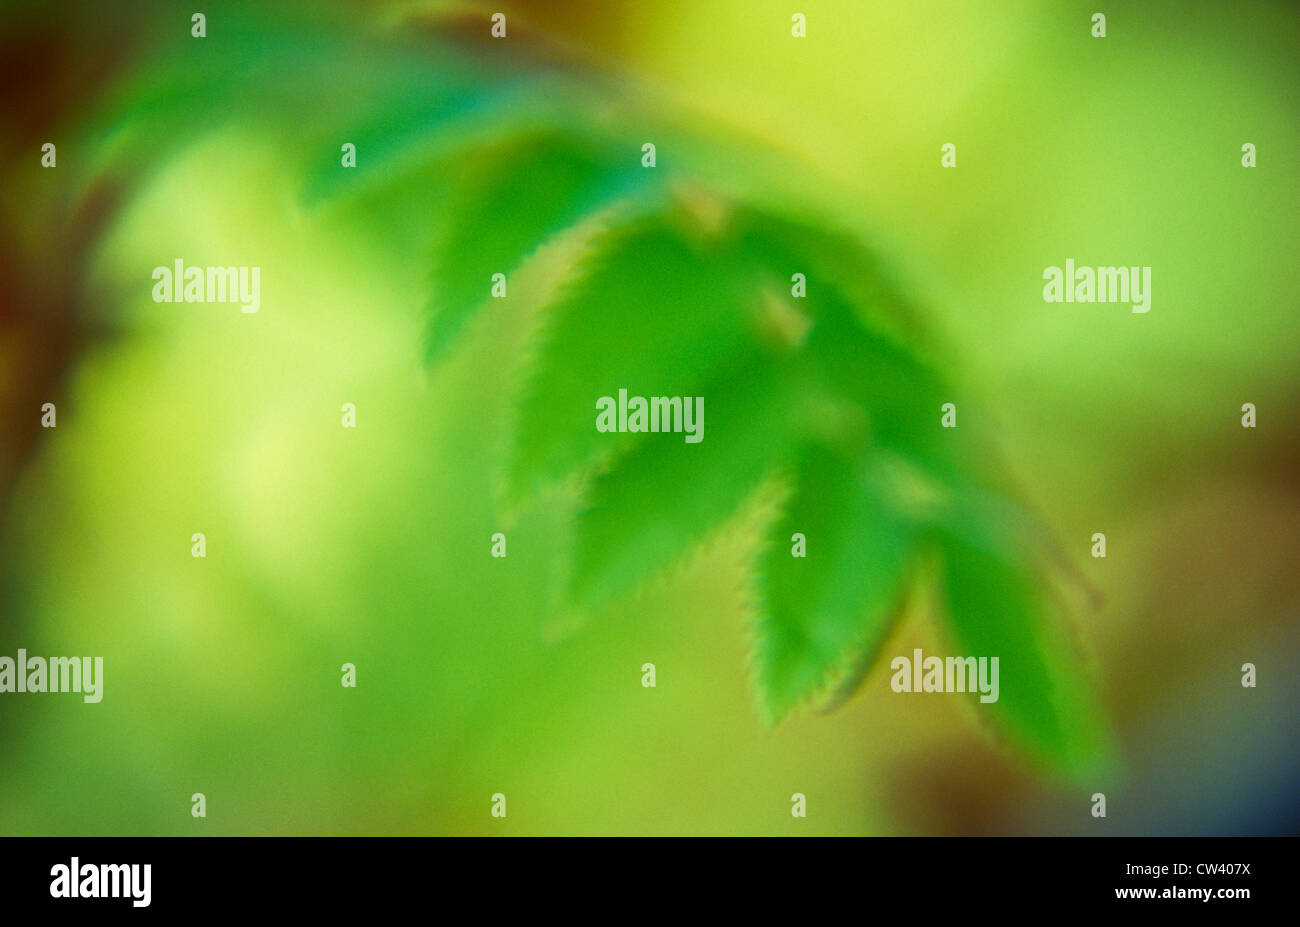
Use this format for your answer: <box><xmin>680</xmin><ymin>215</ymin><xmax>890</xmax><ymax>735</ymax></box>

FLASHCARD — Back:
<box><xmin>729</xmin><ymin>205</ymin><xmax>969</xmax><ymax>480</ymax></box>
<box><xmin>568</xmin><ymin>356</ymin><xmax>801</xmax><ymax>614</ymax></box>
<box><xmin>801</xmin><ymin>307</ymin><xmax>966</xmax><ymax>485</ymax></box>
<box><xmin>731</xmin><ymin>205</ymin><xmax>929</xmax><ymax>348</ymax></box>
<box><xmin>425</xmin><ymin>129</ymin><xmax>655</xmax><ymax>362</ymax></box>
<box><xmin>506</xmin><ymin>204</ymin><xmax>768</xmax><ymax>506</ymax></box>
<box><xmin>753</xmin><ymin>446</ymin><xmax>917</xmax><ymax>723</ymax></box>
<box><xmin>296</xmin><ymin>79</ymin><xmax>534</xmax><ymax>207</ymax></box>
<box><xmin>939</xmin><ymin>534</ymin><xmax>1114</xmax><ymax>779</ymax></box>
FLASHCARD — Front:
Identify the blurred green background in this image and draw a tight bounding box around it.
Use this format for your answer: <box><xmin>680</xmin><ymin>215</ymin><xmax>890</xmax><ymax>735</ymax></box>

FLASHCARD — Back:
<box><xmin>0</xmin><ymin>0</ymin><xmax>1296</xmax><ymax>834</ymax></box>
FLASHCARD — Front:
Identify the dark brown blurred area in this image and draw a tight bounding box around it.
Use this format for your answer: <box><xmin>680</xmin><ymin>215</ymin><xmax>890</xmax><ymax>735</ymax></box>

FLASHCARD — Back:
<box><xmin>0</xmin><ymin>6</ymin><xmax>139</xmax><ymax>522</ymax></box>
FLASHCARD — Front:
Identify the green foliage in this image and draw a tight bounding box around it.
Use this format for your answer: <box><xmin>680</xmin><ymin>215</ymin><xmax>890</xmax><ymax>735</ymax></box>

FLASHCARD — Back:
<box><xmin>419</xmin><ymin>123</ymin><xmax>1113</xmax><ymax>774</ymax></box>
<box><xmin>70</xmin><ymin>4</ymin><xmax>1112</xmax><ymax>777</ymax></box>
